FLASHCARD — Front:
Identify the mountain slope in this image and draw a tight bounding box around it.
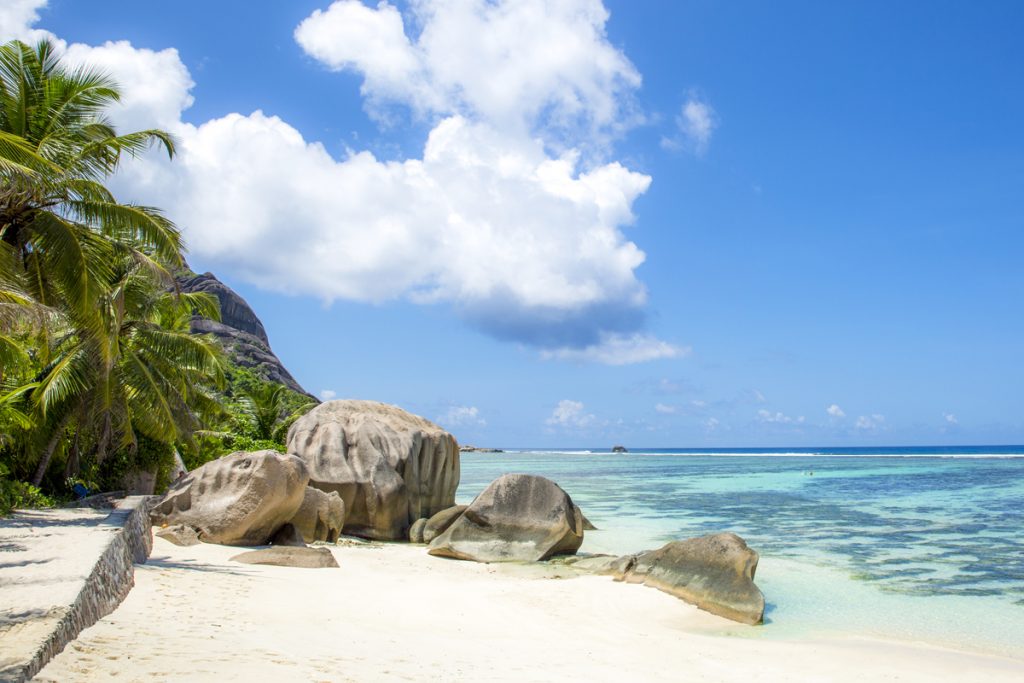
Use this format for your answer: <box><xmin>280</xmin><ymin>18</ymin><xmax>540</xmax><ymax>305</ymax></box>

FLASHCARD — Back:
<box><xmin>176</xmin><ymin>272</ymin><xmax>311</xmax><ymax>397</ymax></box>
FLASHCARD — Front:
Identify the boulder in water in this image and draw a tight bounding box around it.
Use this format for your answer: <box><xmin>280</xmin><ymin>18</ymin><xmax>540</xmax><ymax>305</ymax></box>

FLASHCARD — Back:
<box><xmin>617</xmin><ymin>533</ymin><xmax>765</xmax><ymax>625</ymax></box>
<box><xmin>427</xmin><ymin>474</ymin><xmax>584</xmax><ymax>562</ymax></box>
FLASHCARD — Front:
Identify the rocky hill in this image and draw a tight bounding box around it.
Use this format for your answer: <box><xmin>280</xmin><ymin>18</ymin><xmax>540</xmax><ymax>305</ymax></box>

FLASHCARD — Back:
<box><xmin>176</xmin><ymin>271</ymin><xmax>311</xmax><ymax>397</ymax></box>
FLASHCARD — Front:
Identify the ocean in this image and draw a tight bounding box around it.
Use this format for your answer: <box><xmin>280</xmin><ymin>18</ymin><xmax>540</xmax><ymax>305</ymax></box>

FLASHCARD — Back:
<box><xmin>455</xmin><ymin>446</ymin><xmax>1024</xmax><ymax>658</ymax></box>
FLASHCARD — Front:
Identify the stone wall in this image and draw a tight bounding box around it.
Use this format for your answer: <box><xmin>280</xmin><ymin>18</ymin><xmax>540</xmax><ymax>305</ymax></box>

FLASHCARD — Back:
<box><xmin>0</xmin><ymin>497</ymin><xmax>153</xmax><ymax>683</ymax></box>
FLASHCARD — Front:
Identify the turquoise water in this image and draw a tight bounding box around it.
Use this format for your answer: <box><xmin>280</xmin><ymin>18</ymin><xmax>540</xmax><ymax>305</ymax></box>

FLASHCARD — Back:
<box><xmin>455</xmin><ymin>447</ymin><xmax>1024</xmax><ymax>658</ymax></box>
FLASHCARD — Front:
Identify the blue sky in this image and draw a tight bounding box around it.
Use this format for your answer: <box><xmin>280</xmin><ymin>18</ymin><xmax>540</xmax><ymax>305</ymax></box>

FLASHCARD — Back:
<box><xmin>5</xmin><ymin>1</ymin><xmax>1022</xmax><ymax>447</ymax></box>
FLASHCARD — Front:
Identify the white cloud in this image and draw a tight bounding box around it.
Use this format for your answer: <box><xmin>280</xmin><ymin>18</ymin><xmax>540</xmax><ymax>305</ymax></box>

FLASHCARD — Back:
<box><xmin>662</xmin><ymin>93</ymin><xmax>716</xmax><ymax>154</ymax></box>
<box><xmin>438</xmin><ymin>405</ymin><xmax>486</xmax><ymax>427</ymax></box>
<box><xmin>12</xmin><ymin>1</ymin><xmax>678</xmax><ymax>361</ymax></box>
<box><xmin>319</xmin><ymin>389</ymin><xmax>337</xmax><ymax>401</ymax></box>
<box><xmin>826</xmin><ymin>404</ymin><xmax>845</xmax><ymax>418</ymax></box>
<box><xmin>757</xmin><ymin>409</ymin><xmax>805</xmax><ymax>425</ymax></box>
<box><xmin>691</xmin><ymin>399</ymin><xmax>707</xmax><ymax>409</ymax></box>
<box><xmin>943</xmin><ymin>413</ymin><xmax>958</xmax><ymax>425</ymax></box>
<box><xmin>294</xmin><ymin>0</ymin><xmax>642</xmax><ymax>143</ymax></box>
<box><xmin>546</xmin><ymin>400</ymin><xmax>595</xmax><ymax>429</ymax></box>
<box><xmin>0</xmin><ymin>0</ymin><xmax>48</xmax><ymax>41</ymax></box>
<box><xmin>855</xmin><ymin>414</ymin><xmax>886</xmax><ymax>431</ymax></box>
<box><xmin>540</xmin><ymin>333</ymin><xmax>687</xmax><ymax>365</ymax></box>
<box><xmin>654</xmin><ymin>403</ymin><xmax>677</xmax><ymax>414</ymax></box>
<box><xmin>703</xmin><ymin>417</ymin><xmax>720</xmax><ymax>432</ymax></box>
<box><xmin>62</xmin><ymin>41</ymin><xmax>194</xmax><ymax>132</ymax></box>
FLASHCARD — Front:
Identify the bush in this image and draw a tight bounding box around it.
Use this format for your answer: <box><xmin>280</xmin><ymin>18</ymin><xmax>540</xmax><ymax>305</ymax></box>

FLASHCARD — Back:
<box><xmin>0</xmin><ymin>464</ymin><xmax>54</xmax><ymax>515</ymax></box>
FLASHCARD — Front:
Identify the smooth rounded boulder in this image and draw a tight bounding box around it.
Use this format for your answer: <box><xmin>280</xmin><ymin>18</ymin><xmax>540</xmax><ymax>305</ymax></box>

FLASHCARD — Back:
<box><xmin>408</xmin><ymin>517</ymin><xmax>428</xmax><ymax>544</ymax></box>
<box><xmin>149</xmin><ymin>450</ymin><xmax>309</xmax><ymax>546</ymax></box>
<box><xmin>427</xmin><ymin>474</ymin><xmax>584</xmax><ymax>562</ymax></box>
<box><xmin>286</xmin><ymin>400</ymin><xmax>460</xmax><ymax>540</ymax></box>
<box><xmin>617</xmin><ymin>532</ymin><xmax>765</xmax><ymax>625</ymax></box>
<box><xmin>289</xmin><ymin>487</ymin><xmax>346</xmax><ymax>543</ymax></box>
<box><xmin>422</xmin><ymin>505</ymin><xmax>467</xmax><ymax>544</ymax></box>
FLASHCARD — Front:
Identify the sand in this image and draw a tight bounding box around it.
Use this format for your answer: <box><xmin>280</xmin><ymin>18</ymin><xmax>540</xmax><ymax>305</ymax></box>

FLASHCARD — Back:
<box><xmin>35</xmin><ymin>537</ymin><xmax>1024</xmax><ymax>683</ymax></box>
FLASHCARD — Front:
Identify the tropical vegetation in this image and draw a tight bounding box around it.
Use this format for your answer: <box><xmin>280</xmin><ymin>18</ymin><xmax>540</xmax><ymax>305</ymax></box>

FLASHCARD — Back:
<box><xmin>0</xmin><ymin>39</ymin><xmax>310</xmax><ymax>513</ymax></box>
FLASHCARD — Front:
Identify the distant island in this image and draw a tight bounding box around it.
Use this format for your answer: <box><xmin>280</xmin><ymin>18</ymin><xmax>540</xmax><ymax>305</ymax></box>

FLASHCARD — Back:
<box><xmin>460</xmin><ymin>445</ymin><xmax>504</xmax><ymax>453</ymax></box>
<box><xmin>612</xmin><ymin>445</ymin><xmax>629</xmax><ymax>453</ymax></box>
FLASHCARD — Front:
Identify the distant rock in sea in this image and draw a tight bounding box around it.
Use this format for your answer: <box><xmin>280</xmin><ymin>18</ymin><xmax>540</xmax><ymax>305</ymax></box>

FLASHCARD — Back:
<box><xmin>460</xmin><ymin>445</ymin><xmax>504</xmax><ymax>453</ymax></box>
<box><xmin>611</xmin><ymin>445</ymin><xmax>628</xmax><ymax>453</ymax></box>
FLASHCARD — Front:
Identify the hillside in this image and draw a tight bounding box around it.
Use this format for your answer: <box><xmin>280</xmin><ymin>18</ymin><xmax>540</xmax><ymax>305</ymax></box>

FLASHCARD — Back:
<box><xmin>176</xmin><ymin>271</ymin><xmax>312</xmax><ymax>398</ymax></box>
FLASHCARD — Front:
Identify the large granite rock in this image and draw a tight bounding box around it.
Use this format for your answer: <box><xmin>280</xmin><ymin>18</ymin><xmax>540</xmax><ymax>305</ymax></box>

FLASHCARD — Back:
<box><xmin>176</xmin><ymin>271</ymin><xmax>311</xmax><ymax>396</ymax></box>
<box><xmin>617</xmin><ymin>533</ymin><xmax>765</xmax><ymax>625</ymax></box>
<box><xmin>286</xmin><ymin>400</ymin><xmax>460</xmax><ymax>541</ymax></box>
<box><xmin>422</xmin><ymin>505</ymin><xmax>467</xmax><ymax>544</ymax></box>
<box><xmin>427</xmin><ymin>474</ymin><xmax>584</xmax><ymax>562</ymax></box>
<box><xmin>149</xmin><ymin>450</ymin><xmax>309</xmax><ymax>546</ymax></box>
<box><xmin>289</xmin><ymin>487</ymin><xmax>345</xmax><ymax>543</ymax></box>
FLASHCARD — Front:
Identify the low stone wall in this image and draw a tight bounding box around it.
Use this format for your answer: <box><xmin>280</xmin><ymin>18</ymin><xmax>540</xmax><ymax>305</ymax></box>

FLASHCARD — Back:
<box><xmin>0</xmin><ymin>496</ymin><xmax>153</xmax><ymax>683</ymax></box>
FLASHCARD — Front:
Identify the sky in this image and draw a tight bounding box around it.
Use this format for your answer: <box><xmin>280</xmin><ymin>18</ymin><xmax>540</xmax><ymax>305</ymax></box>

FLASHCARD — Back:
<box><xmin>3</xmin><ymin>0</ymin><xmax>1022</xmax><ymax>447</ymax></box>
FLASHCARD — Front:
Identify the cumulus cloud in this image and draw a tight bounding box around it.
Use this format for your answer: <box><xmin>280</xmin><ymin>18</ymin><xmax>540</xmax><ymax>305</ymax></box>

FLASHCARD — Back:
<box><xmin>546</xmin><ymin>400</ymin><xmax>595</xmax><ymax>429</ymax></box>
<box><xmin>757</xmin><ymin>409</ymin><xmax>805</xmax><ymax>425</ymax></box>
<box><xmin>943</xmin><ymin>413</ymin><xmax>958</xmax><ymax>425</ymax></box>
<box><xmin>0</xmin><ymin>0</ymin><xmax>48</xmax><ymax>41</ymax></box>
<box><xmin>319</xmin><ymin>389</ymin><xmax>337</xmax><ymax>401</ymax></box>
<box><xmin>703</xmin><ymin>417</ymin><xmax>720</xmax><ymax>432</ymax></box>
<box><xmin>294</xmin><ymin>0</ymin><xmax>642</xmax><ymax>143</ymax></box>
<box><xmin>654</xmin><ymin>403</ymin><xmax>677</xmax><ymax>414</ymax></box>
<box><xmin>540</xmin><ymin>333</ymin><xmax>686</xmax><ymax>365</ymax></box>
<box><xmin>855</xmin><ymin>414</ymin><xmax>886</xmax><ymax>431</ymax></box>
<box><xmin>826</xmin><ymin>404</ymin><xmax>845</xmax><ymax>418</ymax></box>
<box><xmin>662</xmin><ymin>93</ymin><xmax>716</xmax><ymax>154</ymax></box>
<box><xmin>9</xmin><ymin>1</ymin><xmax>680</xmax><ymax>362</ymax></box>
<box><xmin>438</xmin><ymin>405</ymin><xmax>486</xmax><ymax>427</ymax></box>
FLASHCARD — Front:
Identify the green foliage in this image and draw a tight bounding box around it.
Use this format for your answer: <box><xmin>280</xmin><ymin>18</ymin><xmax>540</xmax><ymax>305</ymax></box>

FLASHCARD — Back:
<box><xmin>184</xmin><ymin>366</ymin><xmax>316</xmax><ymax>470</ymax></box>
<box><xmin>0</xmin><ymin>462</ymin><xmax>53</xmax><ymax>515</ymax></box>
<box><xmin>0</xmin><ymin>39</ymin><xmax>227</xmax><ymax>496</ymax></box>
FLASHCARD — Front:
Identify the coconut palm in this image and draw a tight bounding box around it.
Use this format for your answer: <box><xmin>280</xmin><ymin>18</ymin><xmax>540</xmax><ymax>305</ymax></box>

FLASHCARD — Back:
<box><xmin>0</xmin><ymin>38</ymin><xmax>181</xmax><ymax>321</ymax></box>
<box><xmin>0</xmin><ymin>38</ymin><xmax>228</xmax><ymax>486</ymax></box>
<box><xmin>28</xmin><ymin>256</ymin><xmax>227</xmax><ymax>484</ymax></box>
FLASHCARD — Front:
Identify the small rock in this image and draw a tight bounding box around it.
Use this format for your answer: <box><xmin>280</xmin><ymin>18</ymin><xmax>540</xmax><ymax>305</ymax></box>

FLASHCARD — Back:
<box><xmin>409</xmin><ymin>518</ymin><xmax>428</xmax><ymax>543</ymax></box>
<box><xmin>422</xmin><ymin>505</ymin><xmax>467</xmax><ymax>543</ymax></box>
<box><xmin>230</xmin><ymin>546</ymin><xmax>339</xmax><ymax>569</ymax></box>
<box><xmin>155</xmin><ymin>524</ymin><xmax>200</xmax><ymax>546</ymax></box>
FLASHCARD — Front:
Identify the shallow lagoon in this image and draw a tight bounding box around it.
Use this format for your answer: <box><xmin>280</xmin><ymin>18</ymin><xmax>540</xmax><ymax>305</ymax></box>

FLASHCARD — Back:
<box><xmin>456</xmin><ymin>449</ymin><xmax>1024</xmax><ymax>657</ymax></box>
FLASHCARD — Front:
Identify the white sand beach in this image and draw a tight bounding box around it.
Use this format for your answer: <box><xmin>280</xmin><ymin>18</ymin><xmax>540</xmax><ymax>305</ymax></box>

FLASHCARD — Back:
<box><xmin>34</xmin><ymin>537</ymin><xmax>1024</xmax><ymax>683</ymax></box>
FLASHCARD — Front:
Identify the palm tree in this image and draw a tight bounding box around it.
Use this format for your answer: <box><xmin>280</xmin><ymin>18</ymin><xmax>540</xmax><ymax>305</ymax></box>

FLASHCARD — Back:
<box><xmin>29</xmin><ymin>256</ymin><xmax>227</xmax><ymax>484</ymax></box>
<box><xmin>241</xmin><ymin>382</ymin><xmax>289</xmax><ymax>442</ymax></box>
<box><xmin>240</xmin><ymin>381</ymin><xmax>315</xmax><ymax>443</ymax></box>
<box><xmin>0</xmin><ymin>38</ymin><xmax>182</xmax><ymax>321</ymax></box>
<box><xmin>0</xmin><ymin>39</ymin><xmax>226</xmax><ymax>486</ymax></box>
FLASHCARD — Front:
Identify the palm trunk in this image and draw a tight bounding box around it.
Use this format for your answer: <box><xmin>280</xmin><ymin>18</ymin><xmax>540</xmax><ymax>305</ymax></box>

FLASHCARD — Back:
<box><xmin>31</xmin><ymin>417</ymin><xmax>68</xmax><ymax>486</ymax></box>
